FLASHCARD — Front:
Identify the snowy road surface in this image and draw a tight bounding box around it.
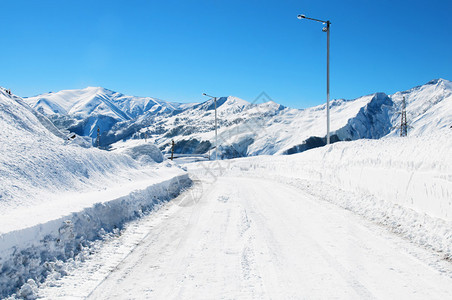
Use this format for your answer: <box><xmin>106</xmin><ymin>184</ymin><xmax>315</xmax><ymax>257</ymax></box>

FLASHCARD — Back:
<box><xmin>39</xmin><ymin>176</ymin><xmax>452</xmax><ymax>299</ymax></box>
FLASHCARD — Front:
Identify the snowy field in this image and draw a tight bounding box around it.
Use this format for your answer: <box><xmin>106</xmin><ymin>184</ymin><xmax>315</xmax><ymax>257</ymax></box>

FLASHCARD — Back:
<box><xmin>31</xmin><ymin>129</ymin><xmax>452</xmax><ymax>299</ymax></box>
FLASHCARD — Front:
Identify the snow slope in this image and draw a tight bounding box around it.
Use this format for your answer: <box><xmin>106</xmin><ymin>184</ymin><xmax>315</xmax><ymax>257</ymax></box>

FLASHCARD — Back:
<box><xmin>0</xmin><ymin>87</ymin><xmax>175</xmax><ymax>211</ymax></box>
<box><xmin>25</xmin><ymin>86</ymin><xmax>181</xmax><ymax>120</ymax></box>
<box><xmin>0</xmin><ymin>87</ymin><xmax>190</xmax><ymax>297</ymax></box>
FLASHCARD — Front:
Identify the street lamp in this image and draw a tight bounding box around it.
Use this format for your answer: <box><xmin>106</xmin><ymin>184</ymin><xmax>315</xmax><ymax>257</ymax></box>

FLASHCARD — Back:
<box><xmin>297</xmin><ymin>14</ymin><xmax>331</xmax><ymax>145</ymax></box>
<box><xmin>202</xmin><ymin>93</ymin><xmax>218</xmax><ymax>160</ymax></box>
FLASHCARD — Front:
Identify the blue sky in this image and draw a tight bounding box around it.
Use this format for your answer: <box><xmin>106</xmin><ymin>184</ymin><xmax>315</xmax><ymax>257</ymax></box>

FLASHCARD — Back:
<box><xmin>1</xmin><ymin>0</ymin><xmax>451</xmax><ymax>108</ymax></box>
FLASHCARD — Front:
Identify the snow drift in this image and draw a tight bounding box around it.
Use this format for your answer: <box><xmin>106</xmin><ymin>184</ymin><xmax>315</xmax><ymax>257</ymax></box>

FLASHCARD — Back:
<box><xmin>110</xmin><ymin>139</ymin><xmax>165</xmax><ymax>164</ymax></box>
<box><xmin>0</xmin><ymin>87</ymin><xmax>170</xmax><ymax>211</ymax></box>
<box><xmin>0</xmin><ymin>174</ymin><xmax>190</xmax><ymax>298</ymax></box>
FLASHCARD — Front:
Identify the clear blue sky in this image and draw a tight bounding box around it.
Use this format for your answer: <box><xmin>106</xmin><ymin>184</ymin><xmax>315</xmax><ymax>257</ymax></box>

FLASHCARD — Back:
<box><xmin>1</xmin><ymin>0</ymin><xmax>451</xmax><ymax>108</ymax></box>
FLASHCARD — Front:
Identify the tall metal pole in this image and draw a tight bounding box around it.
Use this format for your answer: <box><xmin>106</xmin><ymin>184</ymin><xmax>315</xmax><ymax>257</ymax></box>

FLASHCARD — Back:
<box><xmin>214</xmin><ymin>97</ymin><xmax>218</xmax><ymax>160</ymax></box>
<box><xmin>297</xmin><ymin>14</ymin><xmax>331</xmax><ymax>145</ymax></box>
<box><xmin>400</xmin><ymin>96</ymin><xmax>408</xmax><ymax>137</ymax></box>
<box><xmin>202</xmin><ymin>93</ymin><xmax>219</xmax><ymax>160</ymax></box>
<box><xmin>171</xmin><ymin>140</ymin><xmax>174</xmax><ymax>160</ymax></box>
<box><xmin>96</xmin><ymin>127</ymin><xmax>100</xmax><ymax>148</ymax></box>
<box><xmin>326</xmin><ymin>21</ymin><xmax>330</xmax><ymax>145</ymax></box>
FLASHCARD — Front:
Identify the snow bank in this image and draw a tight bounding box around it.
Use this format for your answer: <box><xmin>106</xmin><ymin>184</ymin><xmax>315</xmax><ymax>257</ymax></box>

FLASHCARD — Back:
<box><xmin>221</xmin><ymin>130</ymin><xmax>452</xmax><ymax>221</ymax></box>
<box><xmin>186</xmin><ymin>130</ymin><xmax>452</xmax><ymax>257</ymax></box>
<box><xmin>0</xmin><ymin>88</ymin><xmax>162</xmax><ymax>211</ymax></box>
<box><xmin>110</xmin><ymin>139</ymin><xmax>164</xmax><ymax>164</ymax></box>
<box><xmin>0</xmin><ymin>173</ymin><xmax>190</xmax><ymax>298</ymax></box>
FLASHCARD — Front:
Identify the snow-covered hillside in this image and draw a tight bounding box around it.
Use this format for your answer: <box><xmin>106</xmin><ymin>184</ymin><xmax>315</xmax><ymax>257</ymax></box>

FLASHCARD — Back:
<box><xmin>0</xmin><ymin>87</ymin><xmax>190</xmax><ymax>297</ymax></box>
<box><xmin>0</xmin><ymin>87</ymin><xmax>174</xmax><ymax>211</ymax></box>
<box><xmin>24</xmin><ymin>79</ymin><xmax>452</xmax><ymax>159</ymax></box>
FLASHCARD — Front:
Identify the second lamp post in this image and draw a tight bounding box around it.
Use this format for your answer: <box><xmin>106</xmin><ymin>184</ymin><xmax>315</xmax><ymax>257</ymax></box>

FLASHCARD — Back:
<box><xmin>202</xmin><ymin>93</ymin><xmax>218</xmax><ymax>160</ymax></box>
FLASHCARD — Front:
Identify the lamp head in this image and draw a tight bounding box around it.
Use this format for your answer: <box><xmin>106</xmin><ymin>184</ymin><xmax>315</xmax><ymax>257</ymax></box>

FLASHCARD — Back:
<box><xmin>202</xmin><ymin>93</ymin><xmax>207</xmax><ymax>96</ymax></box>
<box><xmin>297</xmin><ymin>14</ymin><xmax>306</xmax><ymax>19</ymax></box>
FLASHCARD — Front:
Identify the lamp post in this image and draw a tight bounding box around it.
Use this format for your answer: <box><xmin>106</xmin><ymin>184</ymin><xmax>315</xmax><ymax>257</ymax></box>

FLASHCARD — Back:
<box><xmin>297</xmin><ymin>14</ymin><xmax>331</xmax><ymax>145</ymax></box>
<box><xmin>202</xmin><ymin>93</ymin><xmax>218</xmax><ymax>160</ymax></box>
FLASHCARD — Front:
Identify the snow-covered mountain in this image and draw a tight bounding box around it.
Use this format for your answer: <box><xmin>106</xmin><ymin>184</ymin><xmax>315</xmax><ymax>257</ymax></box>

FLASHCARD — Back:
<box><xmin>24</xmin><ymin>79</ymin><xmax>452</xmax><ymax>158</ymax></box>
<box><xmin>25</xmin><ymin>87</ymin><xmax>182</xmax><ymax>139</ymax></box>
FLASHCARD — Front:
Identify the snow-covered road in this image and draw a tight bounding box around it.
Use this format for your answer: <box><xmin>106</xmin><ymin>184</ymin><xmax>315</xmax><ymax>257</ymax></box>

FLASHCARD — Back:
<box><xmin>39</xmin><ymin>176</ymin><xmax>452</xmax><ymax>299</ymax></box>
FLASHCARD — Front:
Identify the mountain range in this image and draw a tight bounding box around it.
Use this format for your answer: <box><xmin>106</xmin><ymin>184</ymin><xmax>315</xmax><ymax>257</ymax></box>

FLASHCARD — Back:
<box><xmin>23</xmin><ymin>79</ymin><xmax>452</xmax><ymax>158</ymax></box>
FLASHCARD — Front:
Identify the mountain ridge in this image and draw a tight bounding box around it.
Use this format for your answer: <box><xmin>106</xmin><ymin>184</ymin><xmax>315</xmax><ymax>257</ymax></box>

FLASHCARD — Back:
<box><xmin>21</xmin><ymin>78</ymin><xmax>452</xmax><ymax>158</ymax></box>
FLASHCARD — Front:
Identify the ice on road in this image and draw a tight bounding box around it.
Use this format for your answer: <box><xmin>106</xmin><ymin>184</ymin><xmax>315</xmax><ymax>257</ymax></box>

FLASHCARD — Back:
<box><xmin>40</xmin><ymin>176</ymin><xmax>452</xmax><ymax>299</ymax></box>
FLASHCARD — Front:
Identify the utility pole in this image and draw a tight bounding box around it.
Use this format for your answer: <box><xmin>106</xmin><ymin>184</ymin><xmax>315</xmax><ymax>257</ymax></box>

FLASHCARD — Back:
<box><xmin>202</xmin><ymin>93</ymin><xmax>218</xmax><ymax>160</ymax></box>
<box><xmin>96</xmin><ymin>127</ymin><xmax>100</xmax><ymax>148</ymax></box>
<box><xmin>400</xmin><ymin>97</ymin><xmax>408</xmax><ymax>137</ymax></box>
<box><xmin>171</xmin><ymin>140</ymin><xmax>175</xmax><ymax>161</ymax></box>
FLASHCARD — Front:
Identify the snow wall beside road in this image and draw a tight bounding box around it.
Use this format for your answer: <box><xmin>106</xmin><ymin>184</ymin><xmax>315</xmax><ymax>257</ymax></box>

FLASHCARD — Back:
<box><xmin>228</xmin><ymin>130</ymin><xmax>452</xmax><ymax>221</ymax></box>
<box><xmin>0</xmin><ymin>174</ymin><xmax>191</xmax><ymax>298</ymax></box>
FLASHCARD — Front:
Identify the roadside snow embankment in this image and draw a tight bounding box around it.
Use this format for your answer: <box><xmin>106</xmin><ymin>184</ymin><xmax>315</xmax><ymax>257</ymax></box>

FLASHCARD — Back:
<box><xmin>0</xmin><ymin>88</ymin><xmax>191</xmax><ymax>298</ymax></box>
<box><xmin>0</xmin><ymin>171</ymin><xmax>190</xmax><ymax>298</ymax></box>
<box><xmin>188</xmin><ymin>130</ymin><xmax>452</xmax><ymax>258</ymax></box>
<box><xmin>230</xmin><ymin>131</ymin><xmax>452</xmax><ymax>221</ymax></box>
